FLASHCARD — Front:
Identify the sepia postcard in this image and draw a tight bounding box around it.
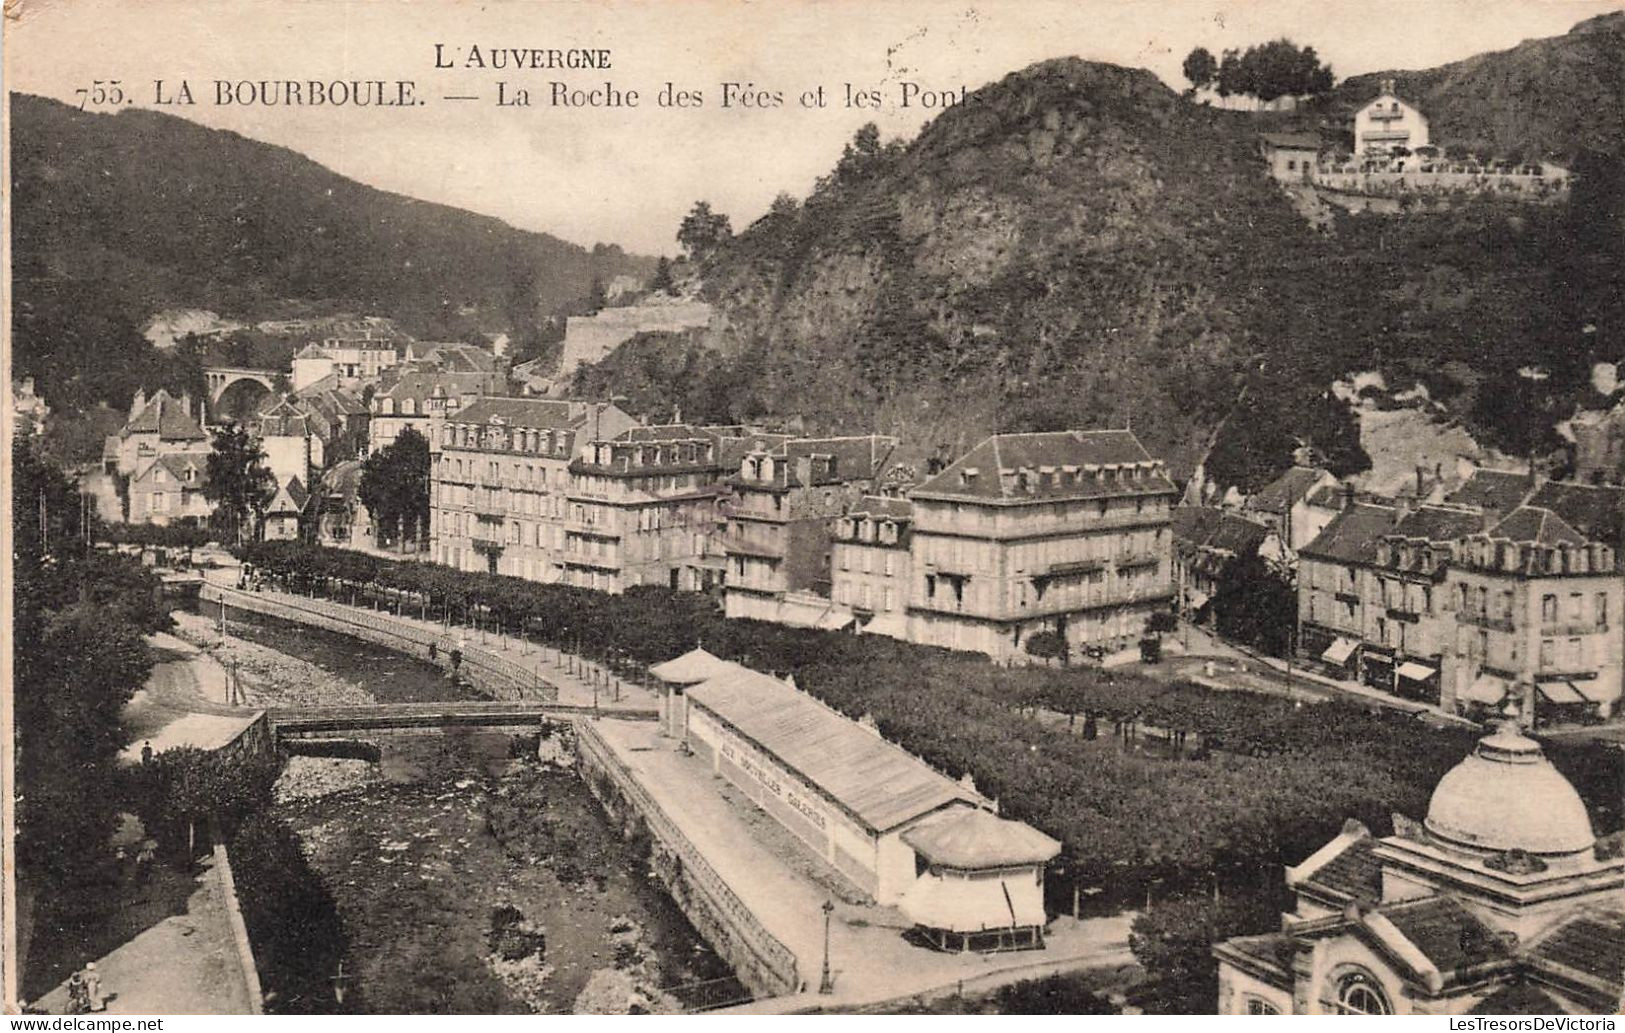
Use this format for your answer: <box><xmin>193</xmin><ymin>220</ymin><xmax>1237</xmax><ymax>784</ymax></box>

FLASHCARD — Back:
<box><xmin>4</xmin><ymin>0</ymin><xmax>1625</xmax><ymax>1018</ymax></box>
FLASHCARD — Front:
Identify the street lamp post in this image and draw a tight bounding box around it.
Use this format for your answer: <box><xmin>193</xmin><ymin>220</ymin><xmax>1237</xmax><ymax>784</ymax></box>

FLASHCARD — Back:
<box><xmin>818</xmin><ymin>898</ymin><xmax>835</xmax><ymax>994</ymax></box>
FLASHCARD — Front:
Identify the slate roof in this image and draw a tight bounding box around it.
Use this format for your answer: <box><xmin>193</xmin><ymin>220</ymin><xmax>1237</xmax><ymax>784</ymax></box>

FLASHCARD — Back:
<box><xmin>268</xmin><ymin>476</ymin><xmax>310</xmax><ymax>515</ymax></box>
<box><xmin>1488</xmin><ymin>506</ymin><xmax>1587</xmax><ymax>546</ymax></box>
<box><xmin>1394</xmin><ymin>505</ymin><xmax>1485</xmax><ymax>544</ymax></box>
<box><xmin>1527</xmin><ymin>910</ymin><xmax>1625</xmax><ymax>993</ymax></box>
<box><xmin>781</xmin><ymin>435</ymin><xmax>898</xmax><ymax>482</ymax></box>
<box><xmin>447</xmin><ymin>397</ymin><xmax>583</xmax><ymax>429</ymax></box>
<box><xmin>1301</xmin><ymin>837</ymin><xmax>1383</xmax><ymax>904</ymax></box>
<box><xmin>1470</xmin><ymin>981</ymin><xmax>1565</xmax><ymax>1015</ymax></box>
<box><xmin>619</xmin><ymin>424</ymin><xmax>707</xmax><ymax>442</ymax></box>
<box><xmin>1260</xmin><ymin>132</ymin><xmax>1322</xmax><ymax>151</ymax></box>
<box><xmin>1445</xmin><ymin>470</ymin><xmax>1532</xmax><ymax>515</ymax></box>
<box><xmin>1300</xmin><ymin>502</ymin><xmax>1398</xmax><ymax>564</ymax></box>
<box><xmin>1173</xmin><ymin>506</ymin><xmax>1271</xmax><ymax>556</ymax></box>
<box><xmin>913</xmin><ymin>430</ymin><xmax>1174</xmax><ymax>503</ymax></box>
<box><xmin>405</xmin><ymin>341</ymin><xmax>497</xmax><ymax>373</ymax></box>
<box><xmin>124</xmin><ymin>390</ymin><xmax>207</xmax><ymax>441</ymax></box>
<box><xmin>849</xmin><ymin>495</ymin><xmax>913</xmax><ymax>522</ymax></box>
<box><xmin>1528</xmin><ymin>481</ymin><xmax>1625</xmax><ymax>545</ymax></box>
<box><xmin>684</xmin><ymin>663</ymin><xmax>980</xmax><ymax>833</ymax></box>
<box><xmin>1301</xmin><ymin>503</ymin><xmax>1480</xmax><ymax>566</ymax></box>
<box><xmin>1214</xmin><ymin>933</ymin><xmax>1297</xmax><ymax>981</ymax></box>
<box><xmin>1249</xmin><ymin>467</ymin><xmax>1332</xmax><ymax>514</ymax></box>
<box><xmin>1379</xmin><ymin>896</ymin><xmax>1512</xmax><ymax>976</ymax></box>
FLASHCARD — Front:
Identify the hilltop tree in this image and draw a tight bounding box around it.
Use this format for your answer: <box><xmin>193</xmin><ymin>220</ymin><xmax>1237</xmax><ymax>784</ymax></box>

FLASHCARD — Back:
<box><xmin>359</xmin><ymin>425</ymin><xmax>431</xmax><ymax>551</ymax></box>
<box><xmin>1209</xmin><ymin>39</ymin><xmax>1334</xmax><ymax>105</ymax></box>
<box><xmin>1182</xmin><ymin>47</ymin><xmax>1217</xmax><ymax>92</ymax></box>
<box><xmin>204</xmin><ymin>420</ymin><xmax>274</xmax><ymax>545</ymax></box>
<box><xmin>676</xmin><ymin>201</ymin><xmax>733</xmax><ymax>261</ymax></box>
<box><xmin>650</xmin><ymin>256</ymin><xmax>675</xmax><ymax>295</ymax></box>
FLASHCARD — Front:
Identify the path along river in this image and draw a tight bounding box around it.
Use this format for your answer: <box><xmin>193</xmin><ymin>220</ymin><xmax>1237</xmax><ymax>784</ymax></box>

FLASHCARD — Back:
<box><xmin>186</xmin><ymin>601</ymin><xmax>743</xmax><ymax>1013</ymax></box>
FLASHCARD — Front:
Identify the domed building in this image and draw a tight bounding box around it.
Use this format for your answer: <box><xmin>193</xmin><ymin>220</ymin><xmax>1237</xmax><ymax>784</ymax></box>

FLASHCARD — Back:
<box><xmin>1215</xmin><ymin>722</ymin><xmax>1625</xmax><ymax>1014</ymax></box>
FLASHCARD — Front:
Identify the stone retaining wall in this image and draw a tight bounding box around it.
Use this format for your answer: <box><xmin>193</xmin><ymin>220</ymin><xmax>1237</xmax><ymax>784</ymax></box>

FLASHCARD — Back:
<box><xmin>200</xmin><ymin>582</ymin><xmax>557</xmax><ymax>702</ymax></box>
<box><xmin>574</xmin><ymin>722</ymin><xmax>801</xmax><ymax>1000</ymax></box>
<box><xmin>210</xmin><ymin>822</ymin><xmax>266</xmax><ymax>1015</ymax></box>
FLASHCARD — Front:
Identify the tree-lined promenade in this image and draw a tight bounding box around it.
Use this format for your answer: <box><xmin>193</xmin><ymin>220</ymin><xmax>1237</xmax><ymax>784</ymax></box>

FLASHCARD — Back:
<box><xmin>239</xmin><ymin>542</ymin><xmax>1621</xmax><ymax>910</ymax></box>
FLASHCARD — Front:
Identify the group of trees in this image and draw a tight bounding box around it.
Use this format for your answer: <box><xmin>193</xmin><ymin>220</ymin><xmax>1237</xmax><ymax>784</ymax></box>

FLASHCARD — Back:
<box><xmin>238</xmin><ymin>542</ymin><xmax>1622</xmax><ymax>908</ymax></box>
<box><xmin>13</xmin><ymin>441</ymin><xmax>167</xmax><ymax>916</ymax></box>
<box><xmin>358</xmin><ymin>426</ymin><xmax>432</xmax><ymax>550</ymax></box>
<box><xmin>204</xmin><ymin>421</ymin><xmax>275</xmax><ymax>545</ymax></box>
<box><xmin>1183</xmin><ymin>40</ymin><xmax>1335</xmax><ymax>103</ymax></box>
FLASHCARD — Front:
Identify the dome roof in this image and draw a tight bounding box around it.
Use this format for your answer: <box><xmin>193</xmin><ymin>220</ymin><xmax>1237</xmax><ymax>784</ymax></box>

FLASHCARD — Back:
<box><xmin>1424</xmin><ymin>723</ymin><xmax>1595</xmax><ymax>856</ymax></box>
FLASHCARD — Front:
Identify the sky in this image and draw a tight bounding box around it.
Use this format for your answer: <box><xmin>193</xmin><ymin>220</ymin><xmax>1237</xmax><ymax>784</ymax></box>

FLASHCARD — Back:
<box><xmin>7</xmin><ymin>0</ymin><xmax>1622</xmax><ymax>254</ymax></box>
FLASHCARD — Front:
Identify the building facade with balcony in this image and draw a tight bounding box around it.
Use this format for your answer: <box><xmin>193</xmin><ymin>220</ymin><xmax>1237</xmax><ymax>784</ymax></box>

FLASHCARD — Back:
<box><xmin>720</xmin><ymin>436</ymin><xmax>898</xmax><ymax>624</ymax></box>
<box><xmin>831</xmin><ymin>496</ymin><xmax>913</xmax><ymax>638</ymax></box>
<box><xmin>431</xmin><ymin>397</ymin><xmax>636</xmax><ymax>578</ymax></box>
<box><xmin>563</xmin><ymin>425</ymin><xmax>729</xmax><ymax>593</ymax></box>
<box><xmin>1354</xmin><ymin>79</ymin><xmax>1430</xmax><ymax>157</ymax></box>
<box><xmin>904</xmin><ymin>430</ymin><xmax>1176</xmax><ymax>663</ymax></box>
<box><xmin>1298</xmin><ymin>476</ymin><xmax>1625</xmax><ymax>722</ymax></box>
<box><xmin>1443</xmin><ymin>505</ymin><xmax>1623</xmax><ymax>723</ymax></box>
<box><xmin>1298</xmin><ymin>502</ymin><xmax>1485</xmax><ymax>699</ymax></box>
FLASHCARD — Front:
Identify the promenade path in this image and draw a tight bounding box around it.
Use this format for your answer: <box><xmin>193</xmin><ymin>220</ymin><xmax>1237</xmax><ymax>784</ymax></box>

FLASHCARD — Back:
<box><xmin>30</xmin><ymin>850</ymin><xmax>255</xmax><ymax>1015</ymax></box>
<box><xmin>121</xmin><ymin>632</ymin><xmax>260</xmax><ymax>764</ymax></box>
<box><xmin>200</xmin><ymin>570</ymin><xmax>657</xmax><ymax>715</ymax></box>
<box><xmin>591</xmin><ymin>718</ymin><xmax>1136</xmax><ymax>1014</ymax></box>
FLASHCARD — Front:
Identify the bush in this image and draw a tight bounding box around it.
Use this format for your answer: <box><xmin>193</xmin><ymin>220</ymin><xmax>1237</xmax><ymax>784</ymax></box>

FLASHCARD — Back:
<box><xmin>229</xmin><ymin>812</ymin><xmax>352</xmax><ymax>1013</ymax></box>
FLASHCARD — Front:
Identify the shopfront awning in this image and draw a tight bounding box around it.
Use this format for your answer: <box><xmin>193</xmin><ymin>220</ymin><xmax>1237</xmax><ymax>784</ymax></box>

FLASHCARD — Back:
<box><xmin>1186</xmin><ymin>589</ymin><xmax>1211</xmax><ymax>611</ymax></box>
<box><xmin>1464</xmin><ymin>673</ymin><xmax>1510</xmax><ymax>706</ymax></box>
<box><xmin>1396</xmin><ymin>662</ymin><xmax>1437</xmax><ymax>682</ymax></box>
<box><xmin>861</xmin><ymin>611</ymin><xmax>909</xmax><ymax>640</ymax></box>
<box><xmin>815</xmin><ymin>610</ymin><xmax>856</xmax><ymax>631</ymax></box>
<box><xmin>1537</xmin><ymin>681</ymin><xmax>1589</xmax><ymax>705</ymax></box>
<box><xmin>1321</xmin><ymin>638</ymin><xmax>1358</xmax><ymax>665</ymax></box>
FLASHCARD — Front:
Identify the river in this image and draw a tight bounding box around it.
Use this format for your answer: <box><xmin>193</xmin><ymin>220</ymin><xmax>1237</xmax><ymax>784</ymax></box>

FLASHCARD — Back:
<box><xmin>189</xmin><ymin>602</ymin><xmax>743</xmax><ymax>1013</ymax></box>
<box><xmin>186</xmin><ymin>598</ymin><xmax>479</xmax><ymax>704</ymax></box>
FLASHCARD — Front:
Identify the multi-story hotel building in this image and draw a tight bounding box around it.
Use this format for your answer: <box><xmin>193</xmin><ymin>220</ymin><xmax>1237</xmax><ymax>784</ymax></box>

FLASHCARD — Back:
<box><xmin>562</xmin><ymin>425</ymin><xmax>729</xmax><ymax>593</ymax></box>
<box><xmin>431</xmin><ymin>397</ymin><xmax>635</xmax><ymax>579</ymax></box>
<box><xmin>904</xmin><ymin>430</ymin><xmax>1176</xmax><ymax>663</ymax></box>
<box><xmin>720</xmin><ymin>436</ymin><xmax>898</xmax><ymax>623</ymax></box>
<box><xmin>1444</xmin><ymin>496</ymin><xmax>1624</xmax><ymax>723</ymax></box>
<box><xmin>1297</xmin><ymin>501</ymin><xmax>1484</xmax><ymax>699</ymax></box>
<box><xmin>831</xmin><ymin>496</ymin><xmax>914</xmax><ymax>638</ymax></box>
<box><xmin>1298</xmin><ymin>474</ymin><xmax>1625</xmax><ymax>723</ymax></box>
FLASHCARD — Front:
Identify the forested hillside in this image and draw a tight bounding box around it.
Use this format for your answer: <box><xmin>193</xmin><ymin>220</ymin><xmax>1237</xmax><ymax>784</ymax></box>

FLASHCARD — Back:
<box><xmin>9</xmin><ymin>93</ymin><xmax>652</xmax><ymax>420</ymax></box>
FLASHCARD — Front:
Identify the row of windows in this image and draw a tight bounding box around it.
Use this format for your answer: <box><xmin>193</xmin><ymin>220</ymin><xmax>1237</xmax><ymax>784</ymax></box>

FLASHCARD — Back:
<box><xmin>834</xmin><ymin>581</ymin><xmax>897</xmax><ymax>612</ymax></box>
<box><xmin>837</xmin><ymin>546</ymin><xmax>899</xmax><ymax>576</ymax></box>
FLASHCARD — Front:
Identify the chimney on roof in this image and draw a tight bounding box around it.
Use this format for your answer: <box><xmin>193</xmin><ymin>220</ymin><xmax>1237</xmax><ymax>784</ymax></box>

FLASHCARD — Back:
<box><xmin>1342</xmin><ymin>482</ymin><xmax>1356</xmax><ymax>511</ymax></box>
<box><xmin>1380</xmin><ymin>77</ymin><xmax>1395</xmax><ymax>97</ymax></box>
<box><xmin>130</xmin><ymin>388</ymin><xmax>147</xmax><ymax>422</ymax></box>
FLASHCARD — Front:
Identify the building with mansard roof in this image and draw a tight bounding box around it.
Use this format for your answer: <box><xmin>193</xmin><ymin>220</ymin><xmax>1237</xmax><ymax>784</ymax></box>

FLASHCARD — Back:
<box><xmin>1297</xmin><ymin>470</ymin><xmax>1625</xmax><ymax>722</ymax></box>
<box><xmin>905</xmin><ymin>430</ymin><xmax>1176</xmax><ymax>663</ymax></box>
<box><xmin>1215</xmin><ymin>721</ymin><xmax>1624</xmax><ymax>1015</ymax></box>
